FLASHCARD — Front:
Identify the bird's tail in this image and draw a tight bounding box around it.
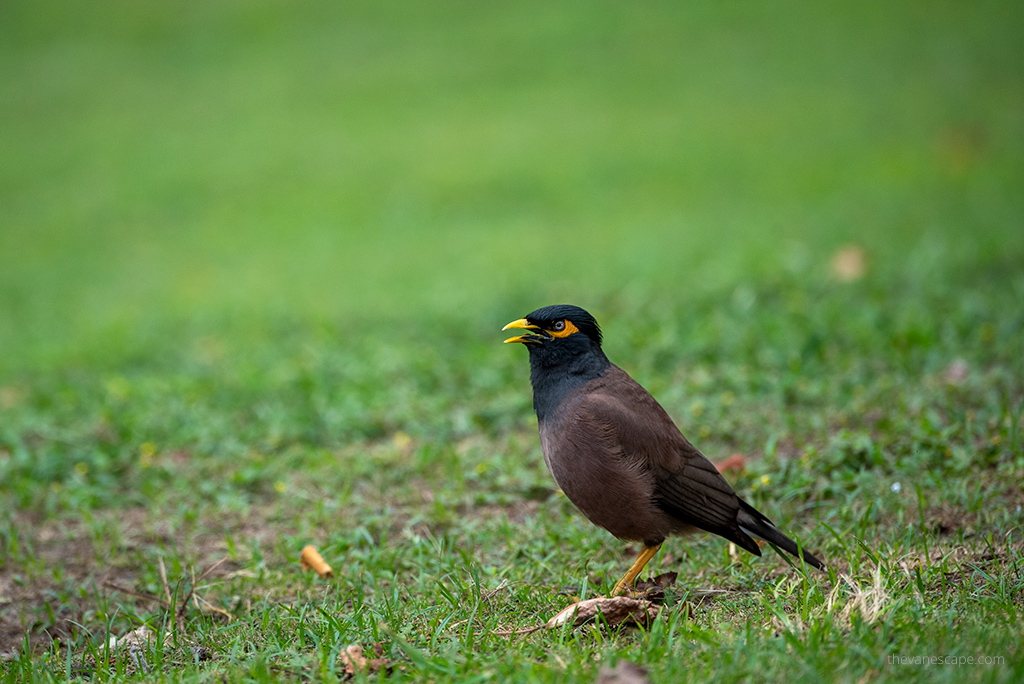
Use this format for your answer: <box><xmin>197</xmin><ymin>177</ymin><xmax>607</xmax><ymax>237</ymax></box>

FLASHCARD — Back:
<box><xmin>737</xmin><ymin>501</ymin><xmax>825</xmax><ymax>571</ymax></box>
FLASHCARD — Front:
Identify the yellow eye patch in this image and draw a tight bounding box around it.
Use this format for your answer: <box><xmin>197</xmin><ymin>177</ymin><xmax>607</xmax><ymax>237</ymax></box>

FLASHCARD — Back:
<box><xmin>548</xmin><ymin>319</ymin><xmax>580</xmax><ymax>338</ymax></box>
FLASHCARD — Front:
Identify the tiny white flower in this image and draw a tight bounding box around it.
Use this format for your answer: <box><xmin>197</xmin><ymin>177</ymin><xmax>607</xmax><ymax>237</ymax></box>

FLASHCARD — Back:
<box><xmin>891</xmin><ymin>482</ymin><xmax>901</xmax><ymax>493</ymax></box>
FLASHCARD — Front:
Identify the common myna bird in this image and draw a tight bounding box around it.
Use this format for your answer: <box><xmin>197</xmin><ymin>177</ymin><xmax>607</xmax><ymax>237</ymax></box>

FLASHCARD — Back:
<box><xmin>503</xmin><ymin>304</ymin><xmax>824</xmax><ymax>595</ymax></box>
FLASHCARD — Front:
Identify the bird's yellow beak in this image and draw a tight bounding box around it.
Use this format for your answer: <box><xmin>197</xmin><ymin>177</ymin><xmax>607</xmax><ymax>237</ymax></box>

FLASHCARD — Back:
<box><xmin>502</xmin><ymin>318</ymin><xmax>544</xmax><ymax>344</ymax></box>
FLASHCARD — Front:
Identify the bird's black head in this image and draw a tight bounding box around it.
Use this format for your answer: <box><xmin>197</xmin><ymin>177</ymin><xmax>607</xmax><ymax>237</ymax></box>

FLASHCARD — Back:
<box><xmin>502</xmin><ymin>304</ymin><xmax>603</xmax><ymax>350</ymax></box>
<box><xmin>503</xmin><ymin>304</ymin><xmax>610</xmax><ymax>420</ymax></box>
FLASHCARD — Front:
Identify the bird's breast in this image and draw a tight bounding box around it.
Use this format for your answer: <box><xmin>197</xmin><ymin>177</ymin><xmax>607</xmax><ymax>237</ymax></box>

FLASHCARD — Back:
<box><xmin>538</xmin><ymin>409</ymin><xmax>678</xmax><ymax>544</ymax></box>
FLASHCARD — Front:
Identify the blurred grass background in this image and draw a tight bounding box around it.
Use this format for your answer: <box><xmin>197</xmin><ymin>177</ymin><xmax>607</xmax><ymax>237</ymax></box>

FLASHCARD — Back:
<box><xmin>2</xmin><ymin>2</ymin><xmax>1024</xmax><ymax>679</ymax></box>
<box><xmin>2</xmin><ymin>0</ymin><xmax>1021</xmax><ymax>371</ymax></box>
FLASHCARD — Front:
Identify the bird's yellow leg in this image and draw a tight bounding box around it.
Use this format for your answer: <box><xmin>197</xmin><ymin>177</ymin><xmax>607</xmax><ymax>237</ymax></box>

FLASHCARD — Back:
<box><xmin>611</xmin><ymin>543</ymin><xmax>662</xmax><ymax>596</ymax></box>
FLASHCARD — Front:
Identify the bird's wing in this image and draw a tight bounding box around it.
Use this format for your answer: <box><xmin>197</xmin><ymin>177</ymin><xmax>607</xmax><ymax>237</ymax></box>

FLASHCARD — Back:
<box><xmin>578</xmin><ymin>367</ymin><xmax>760</xmax><ymax>553</ymax></box>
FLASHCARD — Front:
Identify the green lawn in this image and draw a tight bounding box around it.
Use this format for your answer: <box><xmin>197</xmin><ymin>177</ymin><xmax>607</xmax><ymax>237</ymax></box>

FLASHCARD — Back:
<box><xmin>1</xmin><ymin>1</ymin><xmax>1023</xmax><ymax>681</ymax></box>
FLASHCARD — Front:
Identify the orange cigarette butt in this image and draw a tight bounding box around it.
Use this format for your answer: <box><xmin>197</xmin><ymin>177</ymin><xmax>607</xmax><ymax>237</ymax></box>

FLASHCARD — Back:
<box><xmin>300</xmin><ymin>545</ymin><xmax>334</xmax><ymax>578</ymax></box>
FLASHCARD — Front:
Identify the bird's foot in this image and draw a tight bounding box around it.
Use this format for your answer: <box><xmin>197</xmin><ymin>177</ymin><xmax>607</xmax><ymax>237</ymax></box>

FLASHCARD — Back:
<box><xmin>611</xmin><ymin>583</ymin><xmax>668</xmax><ymax>603</ymax></box>
<box><xmin>615</xmin><ymin>571</ymin><xmax>679</xmax><ymax>603</ymax></box>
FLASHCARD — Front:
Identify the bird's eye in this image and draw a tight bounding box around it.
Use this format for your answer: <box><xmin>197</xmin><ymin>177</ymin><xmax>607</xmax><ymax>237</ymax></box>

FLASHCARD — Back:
<box><xmin>552</xmin><ymin>320</ymin><xmax>566</xmax><ymax>332</ymax></box>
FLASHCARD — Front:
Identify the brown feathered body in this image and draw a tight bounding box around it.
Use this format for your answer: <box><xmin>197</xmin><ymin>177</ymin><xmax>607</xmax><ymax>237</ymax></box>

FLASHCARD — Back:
<box><xmin>506</xmin><ymin>304</ymin><xmax>824</xmax><ymax>571</ymax></box>
<box><xmin>540</xmin><ymin>365</ymin><xmax>757</xmax><ymax>551</ymax></box>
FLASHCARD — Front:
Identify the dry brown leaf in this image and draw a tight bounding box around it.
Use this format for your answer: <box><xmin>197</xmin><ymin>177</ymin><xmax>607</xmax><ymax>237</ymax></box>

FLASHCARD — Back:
<box><xmin>937</xmin><ymin>124</ymin><xmax>986</xmax><ymax>176</ymax></box>
<box><xmin>107</xmin><ymin>625</ymin><xmax>154</xmax><ymax>651</ymax></box>
<box><xmin>339</xmin><ymin>643</ymin><xmax>391</xmax><ymax>677</ymax></box>
<box><xmin>491</xmin><ymin>574</ymin><xmax>683</xmax><ymax>636</ymax></box>
<box><xmin>490</xmin><ymin>596</ymin><xmax>662</xmax><ymax>636</ymax></box>
<box><xmin>300</xmin><ymin>545</ymin><xmax>334</xmax><ymax>578</ymax></box>
<box><xmin>728</xmin><ymin>541</ymin><xmax>743</xmax><ymax>565</ymax></box>
<box><xmin>546</xmin><ymin>597</ymin><xmax>660</xmax><ymax>630</ymax></box>
<box><xmin>628</xmin><ymin>572</ymin><xmax>692</xmax><ymax>612</ymax></box>
<box><xmin>595</xmin><ymin>661</ymin><xmax>650</xmax><ymax>684</ymax></box>
<box><xmin>830</xmin><ymin>245</ymin><xmax>866</xmax><ymax>282</ymax></box>
<box><xmin>943</xmin><ymin>358</ymin><xmax>969</xmax><ymax>385</ymax></box>
<box><xmin>107</xmin><ymin>625</ymin><xmax>155</xmax><ymax>674</ymax></box>
<box><xmin>339</xmin><ymin>644</ymin><xmax>368</xmax><ymax>673</ymax></box>
<box><xmin>632</xmin><ymin>571</ymin><xmax>678</xmax><ymax>594</ymax></box>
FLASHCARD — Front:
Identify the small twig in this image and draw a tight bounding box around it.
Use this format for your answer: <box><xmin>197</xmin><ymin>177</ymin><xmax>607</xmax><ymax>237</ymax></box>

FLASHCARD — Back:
<box><xmin>480</xmin><ymin>579</ymin><xmax>510</xmax><ymax>603</ymax></box>
<box><xmin>195</xmin><ymin>594</ymin><xmax>235</xmax><ymax>621</ymax></box>
<box><xmin>101</xmin><ymin>582</ymin><xmax>168</xmax><ymax>607</ymax></box>
<box><xmin>191</xmin><ymin>566</ymin><xmax>200</xmax><ymax>613</ymax></box>
<box><xmin>196</xmin><ymin>556</ymin><xmax>230</xmax><ymax>584</ymax></box>
<box><xmin>188</xmin><ymin>578</ymin><xmax>232</xmax><ymax>591</ymax></box>
<box><xmin>158</xmin><ymin>558</ymin><xmax>173</xmax><ymax>607</ymax></box>
<box><xmin>444</xmin><ymin>580</ymin><xmax>513</xmax><ymax>636</ymax></box>
<box><xmin>172</xmin><ymin>580</ymin><xmax>178</xmax><ymax>633</ymax></box>
<box><xmin>178</xmin><ymin>557</ymin><xmax>229</xmax><ymax>625</ymax></box>
<box><xmin>490</xmin><ymin>625</ymin><xmax>545</xmax><ymax>637</ymax></box>
<box><xmin>187</xmin><ymin>565</ymin><xmax>200</xmax><ymax>622</ymax></box>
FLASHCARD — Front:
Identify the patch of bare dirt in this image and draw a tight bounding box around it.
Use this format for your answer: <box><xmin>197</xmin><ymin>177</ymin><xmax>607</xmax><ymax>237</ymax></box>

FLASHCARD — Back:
<box><xmin>457</xmin><ymin>499</ymin><xmax>542</xmax><ymax>526</ymax></box>
<box><xmin>0</xmin><ymin>506</ymin><xmax>280</xmax><ymax>660</ymax></box>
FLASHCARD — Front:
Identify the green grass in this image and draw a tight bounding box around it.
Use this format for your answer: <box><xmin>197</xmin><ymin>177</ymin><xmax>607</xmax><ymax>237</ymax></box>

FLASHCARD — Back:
<box><xmin>2</xmin><ymin>0</ymin><xmax>1023</xmax><ymax>681</ymax></box>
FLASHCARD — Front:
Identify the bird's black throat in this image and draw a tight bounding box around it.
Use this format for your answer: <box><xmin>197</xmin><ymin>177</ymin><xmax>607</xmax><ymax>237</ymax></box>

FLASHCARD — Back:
<box><xmin>526</xmin><ymin>340</ymin><xmax>611</xmax><ymax>422</ymax></box>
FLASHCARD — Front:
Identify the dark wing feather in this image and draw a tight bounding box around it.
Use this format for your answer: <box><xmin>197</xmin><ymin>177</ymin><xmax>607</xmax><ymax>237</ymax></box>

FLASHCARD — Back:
<box><xmin>651</xmin><ymin>454</ymin><xmax>763</xmax><ymax>556</ymax></box>
<box><xmin>578</xmin><ymin>367</ymin><xmax>762</xmax><ymax>555</ymax></box>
